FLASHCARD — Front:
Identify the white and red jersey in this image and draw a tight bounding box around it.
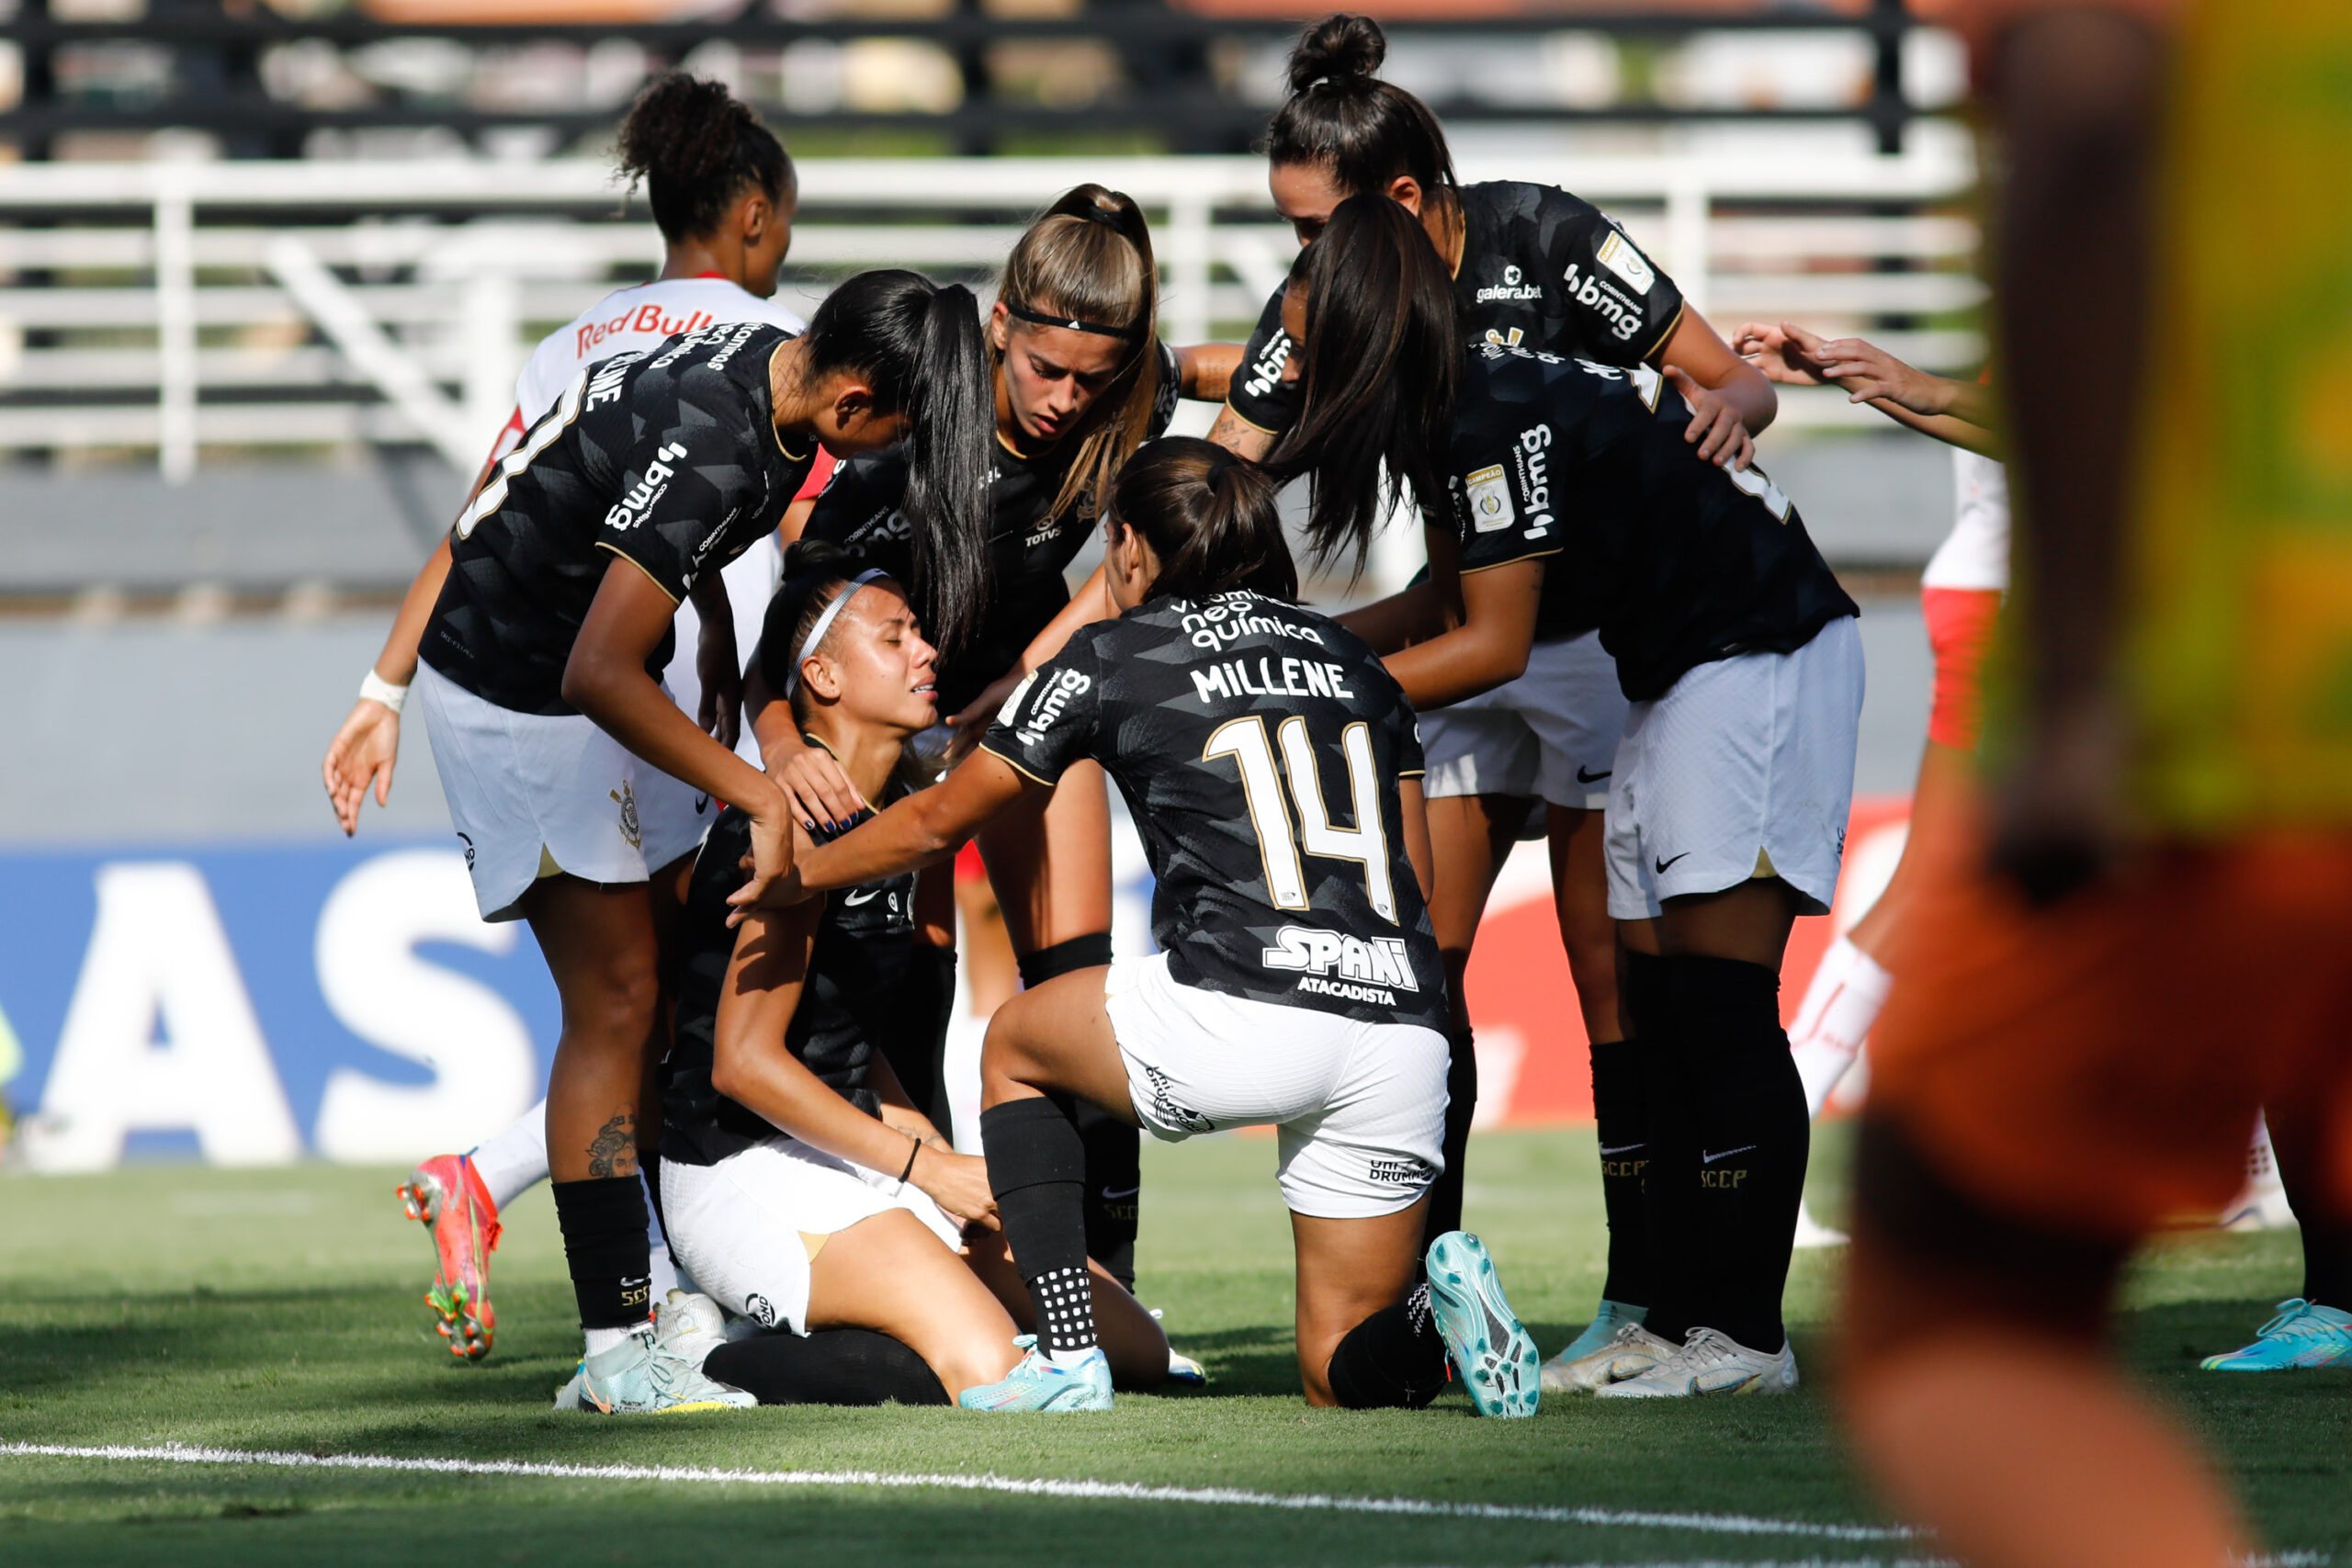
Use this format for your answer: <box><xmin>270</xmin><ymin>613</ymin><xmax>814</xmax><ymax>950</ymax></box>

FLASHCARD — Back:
<box><xmin>483</xmin><ymin>276</ymin><xmax>830</xmax><ymax>766</ymax></box>
<box><xmin>1923</xmin><ymin>448</ymin><xmax>2010</xmax><ymax>593</ymax></box>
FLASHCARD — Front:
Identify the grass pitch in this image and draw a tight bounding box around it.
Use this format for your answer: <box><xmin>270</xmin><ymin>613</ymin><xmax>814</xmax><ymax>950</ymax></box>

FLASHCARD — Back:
<box><xmin>0</xmin><ymin>1126</ymin><xmax>2343</xmax><ymax>1567</ymax></box>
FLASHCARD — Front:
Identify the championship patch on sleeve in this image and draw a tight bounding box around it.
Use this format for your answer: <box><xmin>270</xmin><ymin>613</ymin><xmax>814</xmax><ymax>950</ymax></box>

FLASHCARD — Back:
<box><xmin>1596</xmin><ymin>230</ymin><xmax>1658</xmax><ymax>293</ymax></box>
<box><xmin>1465</xmin><ymin>464</ymin><xmax>1516</xmax><ymax>533</ymax></box>
<box><xmin>995</xmin><ymin>671</ymin><xmax>1040</xmax><ymax>726</ymax></box>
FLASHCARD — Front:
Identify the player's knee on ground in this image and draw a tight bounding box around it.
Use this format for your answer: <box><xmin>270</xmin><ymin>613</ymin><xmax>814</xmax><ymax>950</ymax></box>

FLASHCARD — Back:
<box><xmin>1324</xmin><ymin>1285</ymin><xmax>1450</xmax><ymax>1409</ymax></box>
<box><xmin>704</xmin><ymin>1327</ymin><xmax>950</xmax><ymax>1406</ymax></box>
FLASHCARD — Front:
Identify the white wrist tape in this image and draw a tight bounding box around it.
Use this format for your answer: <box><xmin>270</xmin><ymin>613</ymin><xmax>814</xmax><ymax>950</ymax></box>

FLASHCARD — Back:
<box><xmin>359</xmin><ymin>670</ymin><xmax>410</xmax><ymax>715</ymax></box>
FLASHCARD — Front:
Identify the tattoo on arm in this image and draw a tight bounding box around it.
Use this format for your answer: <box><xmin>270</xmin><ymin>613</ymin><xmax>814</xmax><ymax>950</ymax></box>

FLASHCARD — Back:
<box><xmin>584</xmin><ymin>1112</ymin><xmax>637</xmax><ymax>1179</ymax></box>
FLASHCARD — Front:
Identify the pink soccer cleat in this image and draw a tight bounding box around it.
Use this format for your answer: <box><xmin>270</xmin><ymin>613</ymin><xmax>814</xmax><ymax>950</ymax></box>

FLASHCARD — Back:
<box><xmin>398</xmin><ymin>1153</ymin><xmax>502</xmax><ymax>1360</ymax></box>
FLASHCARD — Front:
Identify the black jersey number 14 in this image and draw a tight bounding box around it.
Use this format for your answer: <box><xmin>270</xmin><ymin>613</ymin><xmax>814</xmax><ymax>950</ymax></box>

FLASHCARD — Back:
<box><xmin>1204</xmin><ymin>715</ymin><xmax>1398</xmax><ymax>924</ymax></box>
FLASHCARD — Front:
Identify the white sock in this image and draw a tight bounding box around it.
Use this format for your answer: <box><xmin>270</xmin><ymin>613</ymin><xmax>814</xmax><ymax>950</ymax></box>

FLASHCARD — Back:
<box><xmin>1789</xmin><ymin>936</ymin><xmax>1894</xmax><ymax>1119</ymax></box>
<box><xmin>1046</xmin><ymin>1346</ymin><xmax>1098</xmax><ymax>1371</ymax></box>
<box><xmin>583</xmin><ymin>1325</ymin><xmax>638</xmax><ymax>1359</ymax></box>
<box><xmin>468</xmin><ymin>1099</ymin><xmax>550</xmax><ymax>1212</ymax></box>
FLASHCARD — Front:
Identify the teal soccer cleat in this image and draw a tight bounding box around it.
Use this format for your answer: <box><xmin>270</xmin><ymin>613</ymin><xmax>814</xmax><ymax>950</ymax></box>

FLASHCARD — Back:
<box><xmin>2200</xmin><ymin>1299</ymin><xmax>2352</xmax><ymax>1371</ymax></box>
<box><xmin>957</xmin><ymin>1337</ymin><xmax>1114</xmax><ymax>1412</ymax></box>
<box><xmin>1424</xmin><ymin>1230</ymin><xmax>1541</xmax><ymax>1417</ymax></box>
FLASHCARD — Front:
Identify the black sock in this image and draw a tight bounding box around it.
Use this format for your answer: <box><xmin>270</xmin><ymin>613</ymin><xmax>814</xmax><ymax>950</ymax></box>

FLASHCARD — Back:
<box><xmin>1075</xmin><ymin>1100</ymin><xmax>1141</xmax><ymax>1293</ymax></box>
<box><xmin>1421</xmin><ymin>1024</ymin><xmax>1479</xmax><ymax>1253</ymax></box>
<box><xmin>1670</xmin><ymin>953</ymin><xmax>1807</xmax><ymax>1352</ymax></box>
<box><xmin>981</xmin><ymin>1097</ymin><xmax>1097</xmax><ymax>1355</ymax></box>
<box><xmin>1625</xmin><ymin>950</ymin><xmax>1698</xmax><ymax>1343</ymax></box>
<box><xmin>879</xmin><ymin>944</ymin><xmax>957</xmax><ymax>1137</ymax></box>
<box><xmin>1589</xmin><ymin>1036</ymin><xmax>1653</xmax><ymax>1308</ymax></box>
<box><xmin>551</xmin><ymin>1176</ymin><xmax>651</xmax><ymax>1330</ymax></box>
<box><xmin>2268</xmin><ymin>1105</ymin><xmax>2352</xmax><ymax>1311</ymax></box>
<box><xmin>704</xmin><ymin>1328</ymin><xmax>950</xmax><ymax>1406</ymax></box>
<box><xmin>1327</xmin><ymin>1283</ymin><xmax>1451</xmax><ymax>1408</ymax></box>
<box><xmin>1016</xmin><ymin>931</ymin><xmax>1113</xmax><ymax>989</ymax></box>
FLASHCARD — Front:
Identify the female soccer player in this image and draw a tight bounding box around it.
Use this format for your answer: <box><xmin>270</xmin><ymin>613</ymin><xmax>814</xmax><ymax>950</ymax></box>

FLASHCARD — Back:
<box><xmin>1204</xmin><ymin>13</ymin><xmax>1780</xmax><ymax>1285</ymax></box>
<box><xmin>657</xmin><ymin>547</ymin><xmax>1169</xmax><ymax>1404</ymax></box>
<box><xmin>747</xmin><ymin>437</ymin><xmax>1542</xmax><ymax>1416</ymax></box>
<box><xmin>1275</xmin><ymin>197</ymin><xmax>1863</xmax><ymax>1399</ymax></box>
<box><xmin>324</xmin><ymin>71</ymin><xmax>821</xmax><ymax>1359</ymax></box>
<box><xmin>406</xmin><ymin>272</ymin><xmax>991</xmax><ymax>1414</ymax></box>
<box><xmin>778</xmin><ymin>186</ymin><xmax>1209</xmax><ymax>1291</ymax></box>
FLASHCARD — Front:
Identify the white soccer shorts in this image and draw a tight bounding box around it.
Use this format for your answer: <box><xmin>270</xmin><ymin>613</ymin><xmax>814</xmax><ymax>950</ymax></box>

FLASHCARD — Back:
<box><xmin>1103</xmin><ymin>953</ymin><xmax>1449</xmax><ymax>1220</ymax></box>
<box><xmin>1419</xmin><ymin>630</ymin><xmax>1629</xmax><ymax>811</ymax></box>
<box><xmin>1604</xmin><ymin>615</ymin><xmax>1864</xmax><ymax>921</ymax></box>
<box><xmin>661</xmin><ymin>1135</ymin><xmax>962</xmax><ymax>1336</ymax></box>
<box><xmin>415</xmin><ymin>660</ymin><xmax>713</xmax><ymax>921</ymax></box>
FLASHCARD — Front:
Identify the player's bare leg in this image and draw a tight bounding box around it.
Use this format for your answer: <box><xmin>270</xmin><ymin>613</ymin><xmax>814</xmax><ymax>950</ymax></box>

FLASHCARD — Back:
<box><xmin>803</xmin><ymin>1207</ymin><xmax>1023</xmax><ymax>1399</ymax></box>
<box><xmin>1421</xmin><ymin>794</ymin><xmax>1518</xmax><ymax>1242</ymax></box>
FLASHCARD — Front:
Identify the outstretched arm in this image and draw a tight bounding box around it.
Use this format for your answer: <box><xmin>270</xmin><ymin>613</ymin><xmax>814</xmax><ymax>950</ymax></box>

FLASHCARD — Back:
<box><xmin>733</xmin><ymin>748</ymin><xmax>1041</xmax><ymax>918</ymax></box>
<box><xmin>1734</xmin><ymin>320</ymin><xmax>2002</xmax><ymax>457</ymax></box>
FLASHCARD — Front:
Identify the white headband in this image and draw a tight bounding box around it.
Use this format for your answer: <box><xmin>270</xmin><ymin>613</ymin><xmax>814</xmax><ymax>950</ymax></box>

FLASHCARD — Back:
<box><xmin>786</xmin><ymin>569</ymin><xmax>888</xmax><ymax>697</ymax></box>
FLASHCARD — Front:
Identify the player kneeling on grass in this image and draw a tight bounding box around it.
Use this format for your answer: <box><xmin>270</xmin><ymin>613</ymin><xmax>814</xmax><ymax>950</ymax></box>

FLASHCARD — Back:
<box><xmin>645</xmin><ymin>546</ymin><xmax>1173</xmax><ymax>1407</ymax></box>
<box><xmin>741</xmin><ymin>437</ymin><xmax>1541</xmax><ymax>1415</ymax></box>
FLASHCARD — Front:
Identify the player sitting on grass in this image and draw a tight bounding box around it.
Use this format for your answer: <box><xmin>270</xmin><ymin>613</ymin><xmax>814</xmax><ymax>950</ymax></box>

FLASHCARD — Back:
<box><xmin>644</xmin><ymin>545</ymin><xmax>1173</xmax><ymax>1407</ymax></box>
<box><xmin>742</xmin><ymin>437</ymin><xmax>1542</xmax><ymax>1415</ymax></box>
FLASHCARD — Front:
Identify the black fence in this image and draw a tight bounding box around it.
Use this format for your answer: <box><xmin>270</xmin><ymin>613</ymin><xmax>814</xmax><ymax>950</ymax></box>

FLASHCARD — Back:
<box><xmin>4</xmin><ymin>1</ymin><xmax>1927</xmax><ymax>161</ymax></box>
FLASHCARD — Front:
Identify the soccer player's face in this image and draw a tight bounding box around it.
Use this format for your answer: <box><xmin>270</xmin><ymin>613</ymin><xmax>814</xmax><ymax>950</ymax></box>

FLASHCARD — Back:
<box><xmin>819</xmin><ymin>582</ymin><xmax>938</xmax><ymax>733</ymax></box>
<box><xmin>1271</xmin><ymin>160</ymin><xmax>1348</xmax><ymax>246</ymax></box>
<box><xmin>993</xmin><ymin>310</ymin><xmax>1126</xmax><ymax>446</ymax></box>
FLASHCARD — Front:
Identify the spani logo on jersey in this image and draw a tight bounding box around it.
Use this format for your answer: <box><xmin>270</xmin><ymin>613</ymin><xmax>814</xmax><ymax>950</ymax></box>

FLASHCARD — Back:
<box><xmin>1013</xmin><ymin>668</ymin><xmax>1091</xmax><ymax>748</ymax></box>
<box><xmin>1262</xmin><ymin>924</ymin><xmax>1420</xmax><ymax>1008</ymax></box>
<box><xmin>604</xmin><ymin>442</ymin><xmax>690</xmax><ymax>532</ymax></box>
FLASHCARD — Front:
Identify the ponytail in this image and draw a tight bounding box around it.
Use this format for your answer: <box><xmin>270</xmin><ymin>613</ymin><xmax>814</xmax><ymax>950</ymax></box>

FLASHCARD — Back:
<box><xmin>1264</xmin><ymin>195</ymin><xmax>1456</xmax><ymax>579</ymax></box>
<box><xmin>995</xmin><ymin>184</ymin><xmax>1162</xmax><ymax>528</ymax></box>
<box><xmin>800</xmin><ymin>271</ymin><xmax>994</xmax><ymax>656</ymax></box>
<box><xmin>1110</xmin><ymin>436</ymin><xmax>1296</xmax><ymax>605</ymax></box>
<box><xmin>617</xmin><ymin>72</ymin><xmax>794</xmax><ymax>243</ymax></box>
<box><xmin>1266</xmin><ymin>15</ymin><xmax>1457</xmax><ymax>204</ymax></box>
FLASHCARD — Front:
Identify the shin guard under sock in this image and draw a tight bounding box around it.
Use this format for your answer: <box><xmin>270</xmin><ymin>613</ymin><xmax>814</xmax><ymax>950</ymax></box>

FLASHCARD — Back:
<box><xmin>1589</xmin><ymin>1036</ymin><xmax>1654</xmax><ymax>1309</ymax></box>
<box><xmin>704</xmin><ymin>1328</ymin><xmax>950</xmax><ymax>1406</ymax></box>
<box><xmin>1015</xmin><ymin>934</ymin><xmax>1139</xmax><ymax>1292</ymax></box>
<box><xmin>1670</xmin><ymin>953</ymin><xmax>1808</xmax><ymax>1352</ymax></box>
<box><xmin>2267</xmin><ymin>1103</ymin><xmax>2352</xmax><ymax>1310</ymax></box>
<box><xmin>1422</xmin><ymin>1024</ymin><xmax>1480</xmax><ymax>1251</ymax></box>
<box><xmin>1326</xmin><ymin>1283</ymin><xmax>1451</xmax><ymax>1409</ymax></box>
<box><xmin>981</xmin><ymin>1096</ymin><xmax>1098</xmax><ymax>1357</ymax></box>
<box><xmin>551</xmin><ymin>1177</ymin><xmax>652</xmax><ymax>1330</ymax></box>
<box><xmin>1625</xmin><ymin>950</ymin><xmax>1699</xmax><ymax>1343</ymax></box>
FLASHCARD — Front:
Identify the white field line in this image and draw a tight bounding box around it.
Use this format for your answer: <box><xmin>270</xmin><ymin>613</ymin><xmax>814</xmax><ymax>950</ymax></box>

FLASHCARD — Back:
<box><xmin>0</xmin><ymin>1441</ymin><xmax>1919</xmax><ymax>1540</ymax></box>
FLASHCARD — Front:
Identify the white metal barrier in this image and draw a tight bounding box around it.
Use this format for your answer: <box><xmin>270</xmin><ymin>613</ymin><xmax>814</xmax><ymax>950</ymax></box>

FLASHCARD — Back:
<box><xmin>0</xmin><ymin>145</ymin><xmax>1978</xmax><ymax>479</ymax></box>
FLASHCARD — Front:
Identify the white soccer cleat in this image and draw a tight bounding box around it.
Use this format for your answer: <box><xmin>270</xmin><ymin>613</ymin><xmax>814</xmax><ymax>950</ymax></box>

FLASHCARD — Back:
<box><xmin>1543</xmin><ymin>1317</ymin><xmax>1680</xmax><ymax>1394</ymax></box>
<box><xmin>1595</xmin><ymin>1325</ymin><xmax>1799</xmax><ymax>1399</ymax></box>
<box><xmin>653</xmin><ymin>1288</ymin><xmax>729</xmax><ymax>1370</ymax></box>
<box><xmin>1792</xmin><ymin>1200</ymin><xmax>1849</xmax><ymax>1248</ymax></box>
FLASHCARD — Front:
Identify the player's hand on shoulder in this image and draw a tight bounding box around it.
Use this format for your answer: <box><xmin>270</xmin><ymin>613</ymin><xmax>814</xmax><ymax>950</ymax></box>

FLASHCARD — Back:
<box><xmin>322</xmin><ymin>697</ymin><xmax>401</xmax><ymax>837</ymax></box>
<box><xmin>772</xmin><ymin>738</ymin><xmax>866</xmax><ymax>832</ymax></box>
<box><xmin>1666</xmin><ymin>365</ymin><xmax>1757</xmax><ymax>470</ymax></box>
<box><xmin>726</xmin><ymin>795</ymin><xmax>804</xmax><ymax>925</ymax></box>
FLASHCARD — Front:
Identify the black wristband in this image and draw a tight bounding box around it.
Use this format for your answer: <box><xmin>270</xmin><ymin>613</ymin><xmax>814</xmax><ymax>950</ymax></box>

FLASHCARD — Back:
<box><xmin>899</xmin><ymin>1137</ymin><xmax>922</xmax><ymax>1186</ymax></box>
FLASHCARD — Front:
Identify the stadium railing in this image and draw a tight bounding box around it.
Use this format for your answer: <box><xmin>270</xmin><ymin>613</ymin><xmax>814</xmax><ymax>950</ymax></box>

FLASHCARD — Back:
<box><xmin>0</xmin><ymin>142</ymin><xmax>1976</xmax><ymax>482</ymax></box>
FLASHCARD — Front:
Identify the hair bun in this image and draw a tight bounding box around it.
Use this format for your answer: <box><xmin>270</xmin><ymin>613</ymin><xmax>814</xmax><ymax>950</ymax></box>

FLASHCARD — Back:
<box><xmin>1286</xmin><ymin>13</ymin><xmax>1386</xmax><ymax>96</ymax></box>
<box><xmin>618</xmin><ymin>72</ymin><xmax>741</xmax><ymax>189</ymax></box>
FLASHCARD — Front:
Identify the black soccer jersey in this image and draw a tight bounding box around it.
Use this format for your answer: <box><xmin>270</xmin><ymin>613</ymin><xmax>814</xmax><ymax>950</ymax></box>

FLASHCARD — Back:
<box><xmin>1446</xmin><ymin>345</ymin><xmax>1858</xmax><ymax>703</ymax></box>
<box><xmin>422</xmin><ymin>321</ymin><xmax>815</xmax><ymax>716</ymax></box>
<box><xmin>802</xmin><ymin>341</ymin><xmax>1181</xmax><ymax>715</ymax></box>
<box><xmin>662</xmin><ymin>801</ymin><xmax>928</xmax><ymax>1168</ymax></box>
<box><xmin>1227</xmin><ymin>181</ymin><xmax>1687</xmax><ymax>435</ymax></box>
<box><xmin>979</xmin><ymin>592</ymin><xmax>1447</xmax><ymax>1032</ymax></box>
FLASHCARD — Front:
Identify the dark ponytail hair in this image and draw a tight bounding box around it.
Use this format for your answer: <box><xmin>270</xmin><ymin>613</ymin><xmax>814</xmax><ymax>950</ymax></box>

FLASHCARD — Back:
<box><xmin>799</xmin><ymin>271</ymin><xmax>994</xmax><ymax>657</ymax></box>
<box><xmin>1264</xmin><ymin>194</ymin><xmax>1457</xmax><ymax>578</ymax></box>
<box><xmin>617</xmin><ymin>73</ymin><xmax>795</xmax><ymax>243</ymax></box>
<box><xmin>995</xmin><ymin>184</ymin><xmax>1163</xmax><ymax>528</ymax></box>
<box><xmin>1266</xmin><ymin>15</ymin><xmax>1457</xmax><ymax>205</ymax></box>
<box><xmin>1109</xmin><ymin>436</ymin><xmax>1296</xmax><ymax>605</ymax></box>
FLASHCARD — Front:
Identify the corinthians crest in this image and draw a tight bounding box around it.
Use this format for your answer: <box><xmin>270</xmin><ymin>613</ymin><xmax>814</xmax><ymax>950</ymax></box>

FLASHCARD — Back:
<box><xmin>609</xmin><ymin>783</ymin><xmax>641</xmax><ymax>849</ymax></box>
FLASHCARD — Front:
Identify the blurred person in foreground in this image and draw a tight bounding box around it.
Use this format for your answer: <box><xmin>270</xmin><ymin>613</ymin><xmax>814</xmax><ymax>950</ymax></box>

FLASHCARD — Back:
<box><xmin>1842</xmin><ymin>2</ymin><xmax>2352</xmax><ymax>1565</ymax></box>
